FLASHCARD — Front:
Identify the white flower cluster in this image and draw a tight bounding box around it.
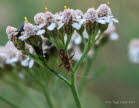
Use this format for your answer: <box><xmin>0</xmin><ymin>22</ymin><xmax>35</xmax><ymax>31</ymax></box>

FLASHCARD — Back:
<box><xmin>0</xmin><ymin>41</ymin><xmax>34</xmax><ymax>68</ymax></box>
<box><xmin>6</xmin><ymin>3</ymin><xmax>118</xmax><ymax>42</ymax></box>
<box><xmin>97</xmin><ymin>4</ymin><xmax>119</xmax><ymax>24</ymax></box>
<box><xmin>32</xmin><ymin>3</ymin><xmax>118</xmax><ymax>33</ymax></box>
<box><xmin>19</xmin><ymin>22</ymin><xmax>45</xmax><ymax>41</ymax></box>
<box><xmin>34</xmin><ymin>11</ymin><xmax>56</xmax><ymax>30</ymax></box>
<box><xmin>4</xmin><ymin>3</ymin><xmax>119</xmax><ymax>66</ymax></box>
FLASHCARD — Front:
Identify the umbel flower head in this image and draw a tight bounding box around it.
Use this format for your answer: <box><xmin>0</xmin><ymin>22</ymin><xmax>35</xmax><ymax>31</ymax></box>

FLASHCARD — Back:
<box><xmin>6</xmin><ymin>26</ymin><xmax>25</xmax><ymax>51</ymax></box>
<box><xmin>19</xmin><ymin>17</ymin><xmax>45</xmax><ymax>41</ymax></box>
<box><xmin>6</xmin><ymin>26</ymin><xmax>18</xmax><ymax>40</ymax></box>
<box><xmin>56</xmin><ymin>6</ymin><xmax>75</xmax><ymax>35</ymax></box>
<box><xmin>34</xmin><ymin>8</ymin><xmax>56</xmax><ymax>31</ymax></box>
<box><xmin>19</xmin><ymin>17</ymin><xmax>45</xmax><ymax>55</ymax></box>
<box><xmin>97</xmin><ymin>2</ymin><xmax>112</xmax><ymax>17</ymax></box>
<box><xmin>84</xmin><ymin>8</ymin><xmax>98</xmax><ymax>23</ymax></box>
<box><xmin>72</xmin><ymin>9</ymin><xmax>85</xmax><ymax>35</ymax></box>
<box><xmin>55</xmin><ymin>6</ymin><xmax>85</xmax><ymax>35</ymax></box>
<box><xmin>97</xmin><ymin>2</ymin><xmax>119</xmax><ymax>24</ymax></box>
<box><xmin>84</xmin><ymin>8</ymin><xmax>98</xmax><ymax>35</ymax></box>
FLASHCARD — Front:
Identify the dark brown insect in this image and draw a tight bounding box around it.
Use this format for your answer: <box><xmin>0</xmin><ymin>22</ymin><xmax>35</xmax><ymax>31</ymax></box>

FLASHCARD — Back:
<box><xmin>59</xmin><ymin>49</ymin><xmax>74</xmax><ymax>71</ymax></box>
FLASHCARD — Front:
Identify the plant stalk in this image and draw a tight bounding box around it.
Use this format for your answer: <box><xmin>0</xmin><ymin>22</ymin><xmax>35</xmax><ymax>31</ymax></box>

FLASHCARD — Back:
<box><xmin>70</xmin><ymin>83</ymin><xmax>82</xmax><ymax>108</ymax></box>
<box><xmin>69</xmin><ymin>35</ymin><xmax>95</xmax><ymax>108</ymax></box>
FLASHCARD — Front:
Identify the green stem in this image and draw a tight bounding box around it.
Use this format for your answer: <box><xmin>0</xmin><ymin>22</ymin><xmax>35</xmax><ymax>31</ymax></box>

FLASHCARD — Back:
<box><xmin>94</xmin><ymin>32</ymin><xmax>103</xmax><ymax>42</ymax></box>
<box><xmin>0</xmin><ymin>96</ymin><xmax>19</xmax><ymax>108</ymax></box>
<box><xmin>69</xmin><ymin>42</ymin><xmax>91</xmax><ymax>108</ymax></box>
<box><xmin>70</xmin><ymin>83</ymin><xmax>82</xmax><ymax>108</ymax></box>
<box><xmin>69</xmin><ymin>36</ymin><xmax>94</xmax><ymax>108</ymax></box>
<box><xmin>73</xmin><ymin>41</ymin><xmax>92</xmax><ymax>73</ymax></box>
<box><xmin>65</xmin><ymin>34</ymin><xmax>72</xmax><ymax>50</ymax></box>
<box><xmin>45</xmin><ymin>65</ymin><xmax>71</xmax><ymax>86</ymax></box>
<box><xmin>26</xmin><ymin>52</ymin><xmax>71</xmax><ymax>87</ymax></box>
<box><xmin>70</xmin><ymin>68</ymin><xmax>82</xmax><ymax>108</ymax></box>
<box><xmin>80</xmin><ymin>34</ymin><xmax>86</xmax><ymax>45</ymax></box>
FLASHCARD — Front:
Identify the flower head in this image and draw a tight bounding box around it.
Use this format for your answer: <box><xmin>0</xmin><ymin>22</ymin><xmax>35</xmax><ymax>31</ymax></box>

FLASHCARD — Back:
<box><xmin>63</xmin><ymin>9</ymin><xmax>74</xmax><ymax>23</ymax></box>
<box><xmin>72</xmin><ymin>9</ymin><xmax>85</xmax><ymax>30</ymax></box>
<box><xmin>97</xmin><ymin>3</ymin><xmax>112</xmax><ymax>17</ymax></box>
<box><xmin>97</xmin><ymin>3</ymin><xmax>119</xmax><ymax>24</ymax></box>
<box><xmin>84</xmin><ymin>8</ymin><xmax>98</xmax><ymax>35</ymax></box>
<box><xmin>6</xmin><ymin>26</ymin><xmax>25</xmax><ymax>51</ymax></box>
<box><xmin>6</xmin><ymin>26</ymin><xmax>18</xmax><ymax>40</ymax></box>
<box><xmin>55</xmin><ymin>9</ymin><xmax>74</xmax><ymax>30</ymax></box>
<box><xmin>34</xmin><ymin>11</ymin><xmax>56</xmax><ymax>30</ymax></box>
<box><xmin>24</xmin><ymin>22</ymin><xmax>38</xmax><ymax>35</ymax></box>
<box><xmin>19</xmin><ymin>21</ymin><xmax>45</xmax><ymax>41</ymax></box>
<box><xmin>34</xmin><ymin>12</ymin><xmax>47</xmax><ymax>26</ymax></box>
<box><xmin>84</xmin><ymin>8</ymin><xmax>98</xmax><ymax>23</ymax></box>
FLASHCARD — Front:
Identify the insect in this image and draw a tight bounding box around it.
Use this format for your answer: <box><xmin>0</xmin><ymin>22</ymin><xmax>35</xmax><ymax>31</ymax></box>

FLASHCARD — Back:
<box><xmin>59</xmin><ymin>49</ymin><xmax>74</xmax><ymax>71</ymax></box>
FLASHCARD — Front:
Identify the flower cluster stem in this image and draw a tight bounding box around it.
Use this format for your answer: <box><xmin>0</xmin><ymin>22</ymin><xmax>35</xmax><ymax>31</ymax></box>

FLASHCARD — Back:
<box><xmin>69</xmin><ymin>38</ymin><xmax>94</xmax><ymax>108</ymax></box>
<box><xmin>45</xmin><ymin>65</ymin><xmax>71</xmax><ymax>86</ymax></box>
<box><xmin>73</xmin><ymin>41</ymin><xmax>92</xmax><ymax>73</ymax></box>
<box><xmin>70</xmin><ymin>83</ymin><xmax>82</xmax><ymax>108</ymax></box>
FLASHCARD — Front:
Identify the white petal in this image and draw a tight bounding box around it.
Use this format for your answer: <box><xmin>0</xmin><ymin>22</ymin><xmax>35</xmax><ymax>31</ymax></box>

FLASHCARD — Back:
<box><xmin>72</xmin><ymin>23</ymin><xmax>81</xmax><ymax>30</ymax></box>
<box><xmin>37</xmin><ymin>23</ymin><xmax>46</xmax><ymax>29</ymax></box>
<box><xmin>79</xmin><ymin>19</ymin><xmax>85</xmax><ymax>25</ymax></box>
<box><xmin>47</xmin><ymin>23</ymin><xmax>56</xmax><ymax>31</ymax></box>
<box><xmin>29</xmin><ymin>59</ymin><xmax>34</xmax><ymax>68</ymax></box>
<box><xmin>21</xmin><ymin>58</ymin><xmax>30</xmax><ymax>67</ymax></box>
<box><xmin>6</xmin><ymin>58</ymin><xmax>18</xmax><ymax>64</ymax></box>
<box><xmin>36</xmin><ymin>29</ymin><xmax>45</xmax><ymax>35</ymax></box>
<box><xmin>76</xmin><ymin>16</ymin><xmax>81</xmax><ymax>19</ymax></box>
<box><xmin>104</xmin><ymin>17</ymin><xmax>111</xmax><ymax>23</ymax></box>
<box><xmin>112</xmin><ymin>18</ymin><xmax>119</xmax><ymax>23</ymax></box>
<box><xmin>57</xmin><ymin>22</ymin><xmax>64</xmax><ymax>30</ymax></box>
<box><xmin>97</xmin><ymin>19</ymin><xmax>106</xmax><ymax>24</ymax></box>
<box><xmin>19</xmin><ymin>35</ymin><xmax>29</xmax><ymax>41</ymax></box>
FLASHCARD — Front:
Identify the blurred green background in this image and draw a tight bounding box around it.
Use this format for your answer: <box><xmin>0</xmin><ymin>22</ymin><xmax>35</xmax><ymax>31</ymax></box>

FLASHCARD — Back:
<box><xmin>0</xmin><ymin>0</ymin><xmax>139</xmax><ymax>108</ymax></box>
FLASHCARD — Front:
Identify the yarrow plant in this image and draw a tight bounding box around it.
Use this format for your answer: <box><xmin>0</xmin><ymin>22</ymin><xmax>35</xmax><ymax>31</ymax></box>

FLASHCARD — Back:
<box><xmin>4</xmin><ymin>2</ymin><xmax>118</xmax><ymax>108</ymax></box>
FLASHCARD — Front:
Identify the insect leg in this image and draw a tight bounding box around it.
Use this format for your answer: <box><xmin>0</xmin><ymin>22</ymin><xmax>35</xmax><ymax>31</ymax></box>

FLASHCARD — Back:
<box><xmin>58</xmin><ymin>63</ymin><xmax>63</xmax><ymax>67</ymax></box>
<box><xmin>69</xmin><ymin>52</ymin><xmax>75</xmax><ymax>60</ymax></box>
